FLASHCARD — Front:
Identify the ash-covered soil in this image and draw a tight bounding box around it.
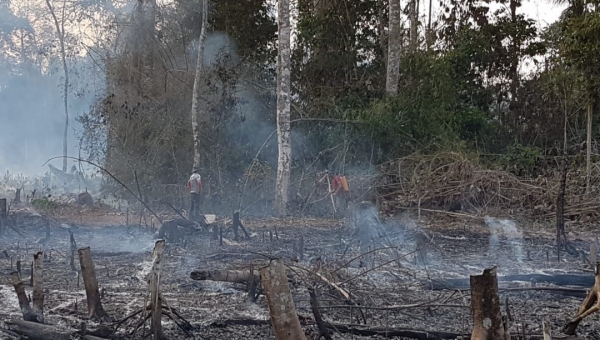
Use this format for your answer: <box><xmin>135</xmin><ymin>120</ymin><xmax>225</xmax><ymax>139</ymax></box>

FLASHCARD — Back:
<box><xmin>0</xmin><ymin>211</ymin><xmax>599</xmax><ymax>339</ymax></box>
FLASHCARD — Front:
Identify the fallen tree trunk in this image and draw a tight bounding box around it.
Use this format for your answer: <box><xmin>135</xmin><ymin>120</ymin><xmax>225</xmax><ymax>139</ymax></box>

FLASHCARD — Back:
<box><xmin>260</xmin><ymin>258</ymin><xmax>307</xmax><ymax>340</ymax></box>
<box><xmin>206</xmin><ymin>317</ymin><xmax>466</xmax><ymax>339</ymax></box>
<box><xmin>190</xmin><ymin>269</ymin><xmax>259</xmax><ymax>284</ymax></box>
<box><xmin>78</xmin><ymin>247</ymin><xmax>109</xmax><ymax>320</ymax></box>
<box><xmin>564</xmin><ymin>262</ymin><xmax>600</xmax><ymax>335</ymax></box>
<box><xmin>428</xmin><ymin>273</ymin><xmax>595</xmax><ymax>290</ymax></box>
<box><xmin>470</xmin><ymin>266</ymin><xmax>505</xmax><ymax>340</ymax></box>
<box><xmin>3</xmin><ymin>320</ymin><xmax>110</xmax><ymax>340</ymax></box>
<box><xmin>4</xmin><ymin>319</ymin><xmax>72</xmax><ymax>340</ymax></box>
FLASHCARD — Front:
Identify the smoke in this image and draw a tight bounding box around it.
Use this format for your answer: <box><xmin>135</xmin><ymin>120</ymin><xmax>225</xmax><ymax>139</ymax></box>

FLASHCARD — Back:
<box><xmin>484</xmin><ymin>216</ymin><xmax>524</xmax><ymax>263</ymax></box>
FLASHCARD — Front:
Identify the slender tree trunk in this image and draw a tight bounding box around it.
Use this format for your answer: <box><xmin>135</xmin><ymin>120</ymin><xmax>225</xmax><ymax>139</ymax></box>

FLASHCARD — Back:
<box><xmin>586</xmin><ymin>100</ymin><xmax>592</xmax><ymax>195</ymax></box>
<box><xmin>45</xmin><ymin>0</ymin><xmax>69</xmax><ymax>172</ymax></box>
<box><xmin>274</xmin><ymin>0</ymin><xmax>292</xmax><ymax>216</ymax></box>
<box><xmin>191</xmin><ymin>0</ymin><xmax>209</xmax><ymax>170</ymax></box>
<box><xmin>386</xmin><ymin>0</ymin><xmax>401</xmax><ymax>95</ymax></box>
<box><xmin>409</xmin><ymin>0</ymin><xmax>418</xmax><ymax>51</ymax></box>
<box><xmin>426</xmin><ymin>0</ymin><xmax>432</xmax><ymax>50</ymax></box>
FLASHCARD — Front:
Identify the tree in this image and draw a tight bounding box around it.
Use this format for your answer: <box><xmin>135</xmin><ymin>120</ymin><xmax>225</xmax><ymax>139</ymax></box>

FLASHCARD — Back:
<box><xmin>45</xmin><ymin>0</ymin><xmax>69</xmax><ymax>172</ymax></box>
<box><xmin>555</xmin><ymin>0</ymin><xmax>600</xmax><ymax>194</ymax></box>
<box><xmin>191</xmin><ymin>0</ymin><xmax>208</xmax><ymax>170</ymax></box>
<box><xmin>409</xmin><ymin>0</ymin><xmax>418</xmax><ymax>51</ymax></box>
<box><xmin>386</xmin><ymin>0</ymin><xmax>401</xmax><ymax>95</ymax></box>
<box><xmin>274</xmin><ymin>0</ymin><xmax>292</xmax><ymax>216</ymax></box>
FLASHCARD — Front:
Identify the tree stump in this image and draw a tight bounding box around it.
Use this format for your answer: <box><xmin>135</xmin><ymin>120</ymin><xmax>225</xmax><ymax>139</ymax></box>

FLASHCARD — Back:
<box><xmin>150</xmin><ymin>239</ymin><xmax>166</xmax><ymax>340</ymax></box>
<box><xmin>260</xmin><ymin>259</ymin><xmax>307</xmax><ymax>340</ymax></box>
<box><xmin>31</xmin><ymin>252</ymin><xmax>44</xmax><ymax>323</ymax></box>
<box><xmin>564</xmin><ymin>262</ymin><xmax>600</xmax><ymax>335</ymax></box>
<box><xmin>11</xmin><ymin>271</ymin><xmax>36</xmax><ymax>321</ymax></box>
<box><xmin>78</xmin><ymin>247</ymin><xmax>109</xmax><ymax>320</ymax></box>
<box><xmin>470</xmin><ymin>266</ymin><xmax>505</xmax><ymax>340</ymax></box>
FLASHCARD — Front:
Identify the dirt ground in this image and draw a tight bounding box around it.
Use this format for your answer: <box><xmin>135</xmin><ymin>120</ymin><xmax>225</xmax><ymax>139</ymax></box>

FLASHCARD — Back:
<box><xmin>0</xmin><ymin>206</ymin><xmax>599</xmax><ymax>340</ymax></box>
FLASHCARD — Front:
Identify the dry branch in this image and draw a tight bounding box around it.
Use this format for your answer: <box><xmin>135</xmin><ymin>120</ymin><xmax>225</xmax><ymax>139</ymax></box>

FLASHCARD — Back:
<box><xmin>308</xmin><ymin>288</ymin><xmax>333</xmax><ymax>340</ymax></box>
<box><xmin>564</xmin><ymin>262</ymin><xmax>600</xmax><ymax>335</ymax></box>
<box><xmin>470</xmin><ymin>266</ymin><xmax>505</xmax><ymax>340</ymax></box>
<box><xmin>260</xmin><ymin>258</ymin><xmax>307</xmax><ymax>340</ymax></box>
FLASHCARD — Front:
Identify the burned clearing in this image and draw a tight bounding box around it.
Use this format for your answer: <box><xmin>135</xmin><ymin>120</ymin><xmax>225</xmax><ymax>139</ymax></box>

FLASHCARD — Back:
<box><xmin>1</xmin><ymin>207</ymin><xmax>599</xmax><ymax>340</ymax></box>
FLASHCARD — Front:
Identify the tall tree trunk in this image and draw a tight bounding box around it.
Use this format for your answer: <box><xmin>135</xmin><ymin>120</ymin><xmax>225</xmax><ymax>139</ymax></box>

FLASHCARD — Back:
<box><xmin>274</xmin><ymin>0</ymin><xmax>292</xmax><ymax>216</ymax></box>
<box><xmin>586</xmin><ymin>100</ymin><xmax>592</xmax><ymax>195</ymax></box>
<box><xmin>46</xmin><ymin>0</ymin><xmax>69</xmax><ymax>172</ymax></box>
<box><xmin>509</xmin><ymin>0</ymin><xmax>519</xmax><ymax>106</ymax></box>
<box><xmin>191</xmin><ymin>0</ymin><xmax>209</xmax><ymax>170</ymax></box>
<box><xmin>409</xmin><ymin>0</ymin><xmax>418</xmax><ymax>51</ymax></box>
<box><xmin>426</xmin><ymin>0</ymin><xmax>432</xmax><ymax>50</ymax></box>
<box><xmin>386</xmin><ymin>0</ymin><xmax>401</xmax><ymax>95</ymax></box>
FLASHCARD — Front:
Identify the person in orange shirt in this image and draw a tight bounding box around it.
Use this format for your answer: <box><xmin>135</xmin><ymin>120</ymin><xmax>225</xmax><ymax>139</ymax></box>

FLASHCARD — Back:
<box><xmin>330</xmin><ymin>171</ymin><xmax>350</xmax><ymax>217</ymax></box>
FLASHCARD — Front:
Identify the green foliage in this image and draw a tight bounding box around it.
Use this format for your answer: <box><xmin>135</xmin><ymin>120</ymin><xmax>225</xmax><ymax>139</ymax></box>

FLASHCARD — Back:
<box><xmin>31</xmin><ymin>196</ymin><xmax>60</xmax><ymax>212</ymax></box>
<box><xmin>498</xmin><ymin>144</ymin><xmax>544</xmax><ymax>176</ymax></box>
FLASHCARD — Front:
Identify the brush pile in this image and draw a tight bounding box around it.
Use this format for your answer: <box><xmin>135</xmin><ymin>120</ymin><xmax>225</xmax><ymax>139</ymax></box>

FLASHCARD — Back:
<box><xmin>376</xmin><ymin>152</ymin><xmax>600</xmax><ymax>220</ymax></box>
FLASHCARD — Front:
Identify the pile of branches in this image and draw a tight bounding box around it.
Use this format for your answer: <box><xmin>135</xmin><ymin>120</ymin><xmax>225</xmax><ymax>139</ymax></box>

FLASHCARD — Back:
<box><xmin>376</xmin><ymin>151</ymin><xmax>600</xmax><ymax>220</ymax></box>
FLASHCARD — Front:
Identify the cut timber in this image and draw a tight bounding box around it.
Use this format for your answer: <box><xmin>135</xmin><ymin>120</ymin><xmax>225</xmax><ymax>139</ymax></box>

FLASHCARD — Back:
<box><xmin>150</xmin><ymin>239</ymin><xmax>166</xmax><ymax>340</ymax></box>
<box><xmin>11</xmin><ymin>271</ymin><xmax>35</xmax><ymax>321</ymax></box>
<box><xmin>31</xmin><ymin>252</ymin><xmax>44</xmax><ymax>323</ymax></box>
<box><xmin>564</xmin><ymin>262</ymin><xmax>600</xmax><ymax>335</ymax></box>
<box><xmin>428</xmin><ymin>273</ymin><xmax>595</xmax><ymax>290</ymax></box>
<box><xmin>260</xmin><ymin>259</ymin><xmax>307</xmax><ymax>340</ymax></box>
<box><xmin>190</xmin><ymin>269</ymin><xmax>259</xmax><ymax>284</ymax></box>
<box><xmin>78</xmin><ymin>247</ymin><xmax>109</xmax><ymax>320</ymax></box>
<box><xmin>470</xmin><ymin>266</ymin><xmax>505</xmax><ymax>340</ymax></box>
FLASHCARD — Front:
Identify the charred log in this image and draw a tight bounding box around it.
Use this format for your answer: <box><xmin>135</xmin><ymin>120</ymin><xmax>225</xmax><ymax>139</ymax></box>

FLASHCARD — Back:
<box><xmin>190</xmin><ymin>269</ymin><xmax>259</xmax><ymax>284</ymax></box>
<box><xmin>428</xmin><ymin>273</ymin><xmax>595</xmax><ymax>290</ymax></box>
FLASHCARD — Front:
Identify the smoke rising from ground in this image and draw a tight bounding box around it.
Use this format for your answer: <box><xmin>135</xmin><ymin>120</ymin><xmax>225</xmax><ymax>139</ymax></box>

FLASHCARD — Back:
<box><xmin>484</xmin><ymin>216</ymin><xmax>524</xmax><ymax>263</ymax></box>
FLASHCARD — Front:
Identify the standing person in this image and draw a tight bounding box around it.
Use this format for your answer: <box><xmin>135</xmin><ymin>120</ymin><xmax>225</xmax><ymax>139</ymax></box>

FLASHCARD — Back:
<box><xmin>187</xmin><ymin>168</ymin><xmax>202</xmax><ymax>221</ymax></box>
<box><xmin>331</xmin><ymin>171</ymin><xmax>350</xmax><ymax>217</ymax></box>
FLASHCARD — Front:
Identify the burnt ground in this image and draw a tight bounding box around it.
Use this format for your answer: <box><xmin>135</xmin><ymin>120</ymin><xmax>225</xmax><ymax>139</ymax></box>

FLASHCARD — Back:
<box><xmin>0</xmin><ymin>210</ymin><xmax>599</xmax><ymax>340</ymax></box>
